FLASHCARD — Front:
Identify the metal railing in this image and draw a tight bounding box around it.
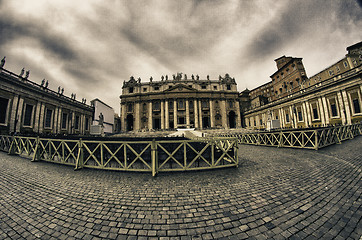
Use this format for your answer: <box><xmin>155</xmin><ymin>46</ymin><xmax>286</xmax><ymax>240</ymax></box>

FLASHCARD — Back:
<box><xmin>0</xmin><ymin>136</ymin><xmax>238</xmax><ymax>176</ymax></box>
<box><xmin>212</xmin><ymin>123</ymin><xmax>362</xmax><ymax>150</ymax></box>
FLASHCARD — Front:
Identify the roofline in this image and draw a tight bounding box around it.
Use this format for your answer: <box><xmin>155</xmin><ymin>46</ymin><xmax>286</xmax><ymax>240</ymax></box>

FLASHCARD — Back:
<box><xmin>270</xmin><ymin>57</ymin><xmax>303</xmax><ymax>78</ymax></box>
<box><xmin>90</xmin><ymin>98</ymin><xmax>113</xmax><ymax>109</ymax></box>
<box><xmin>346</xmin><ymin>41</ymin><xmax>362</xmax><ymax>51</ymax></box>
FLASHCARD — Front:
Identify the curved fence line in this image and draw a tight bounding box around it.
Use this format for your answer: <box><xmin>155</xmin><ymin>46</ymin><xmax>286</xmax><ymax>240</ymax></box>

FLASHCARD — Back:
<box><xmin>0</xmin><ymin>136</ymin><xmax>238</xmax><ymax>176</ymax></box>
<box><xmin>211</xmin><ymin>123</ymin><xmax>362</xmax><ymax>150</ymax></box>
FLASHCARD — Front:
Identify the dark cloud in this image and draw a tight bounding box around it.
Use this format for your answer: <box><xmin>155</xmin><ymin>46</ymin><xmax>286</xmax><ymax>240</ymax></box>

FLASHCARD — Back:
<box><xmin>244</xmin><ymin>0</ymin><xmax>361</xmax><ymax>63</ymax></box>
<box><xmin>0</xmin><ymin>15</ymin><xmax>76</xmax><ymax>61</ymax></box>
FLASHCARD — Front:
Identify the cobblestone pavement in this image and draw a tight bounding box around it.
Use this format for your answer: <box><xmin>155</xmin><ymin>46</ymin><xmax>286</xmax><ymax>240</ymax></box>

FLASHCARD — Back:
<box><xmin>0</xmin><ymin>137</ymin><xmax>361</xmax><ymax>240</ymax></box>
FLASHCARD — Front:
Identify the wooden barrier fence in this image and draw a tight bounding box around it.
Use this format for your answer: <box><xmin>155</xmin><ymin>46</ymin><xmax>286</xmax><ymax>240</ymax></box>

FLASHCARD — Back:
<box><xmin>0</xmin><ymin>136</ymin><xmax>238</xmax><ymax>176</ymax></box>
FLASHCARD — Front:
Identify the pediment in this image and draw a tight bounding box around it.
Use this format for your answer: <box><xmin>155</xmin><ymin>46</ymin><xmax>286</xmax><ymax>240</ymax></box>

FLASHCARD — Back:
<box><xmin>164</xmin><ymin>84</ymin><xmax>198</xmax><ymax>93</ymax></box>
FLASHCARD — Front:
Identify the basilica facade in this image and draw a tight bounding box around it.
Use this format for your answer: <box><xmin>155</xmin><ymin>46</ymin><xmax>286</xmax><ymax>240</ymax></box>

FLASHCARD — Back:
<box><xmin>120</xmin><ymin>74</ymin><xmax>241</xmax><ymax>131</ymax></box>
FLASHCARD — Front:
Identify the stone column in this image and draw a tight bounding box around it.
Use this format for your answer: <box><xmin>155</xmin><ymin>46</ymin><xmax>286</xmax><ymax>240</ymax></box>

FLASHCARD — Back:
<box><xmin>318</xmin><ymin>97</ymin><xmax>326</xmax><ymax>126</ymax></box>
<box><xmin>305</xmin><ymin>101</ymin><xmax>312</xmax><ymax>127</ymax></box>
<box><xmin>321</xmin><ymin>96</ymin><xmax>329</xmax><ymax>125</ymax></box>
<box><xmin>148</xmin><ymin>102</ymin><xmax>153</xmax><ymax>129</ymax></box>
<box><xmin>198</xmin><ymin>99</ymin><xmax>203</xmax><ymax>129</ymax></box>
<box><xmin>34</xmin><ymin>101</ymin><xmax>42</xmax><ymax>133</ymax></box>
<box><xmin>165</xmin><ymin>100</ymin><xmax>169</xmax><ymax>129</ymax></box>
<box><xmin>135</xmin><ymin>102</ymin><xmax>140</xmax><ymax>131</ymax></box>
<box><xmin>279</xmin><ymin>108</ymin><xmax>284</xmax><ymax>128</ymax></box>
<box><xmin>194</xmin><ymin>99</ymin><xmax>199</xmax><ymax>128</ymax></box>
<box><xmin>15</xmin><ymin>97</ymin><xmax>24</xmax><ymax>133</ymax></box>
<box><xmin>209</xmin><ymin>99</ymin><xmax>214</xmax><ymax>128</ymax></box>
<box><xmin>39</xmin><ymin>103</ymin><xmax>45</xmax><ymax>133</ymax></box>
<box><xmin>337</xmin><ymin>91</ymin><xmax>346</xmax><ymax>124</ymax></box>
<box><xmin>220</xmin><ymin>100</ymin><xmax>227</xmax><ymax>129</ymax></box>
<box><xmin>121</xmin><ymin>103</ymin><xmax>126</xmax><ymax>131</ymax></box>
<box><xmin>235</xmin><ymin>101</ymin><xmax>241</xmax><ymax>128</ymax></box>
<box><xmin>71</xmin><ymin>111</ymin><xmax>75</xmax><ymax>134</ymax></box>
<box><xmin>302</xmin><ymin>102</ymin><xmax>309</xmax><ymax>127</ymax></box>
<box><xmin>9</xmin><ymin>95</ymin><xmax>18</xmax><ymax>133</ymax></box>
<box><xmin>341</xmin><ymin>90</ymin><xmax>352</xmax><ymax>124</ymax></box>
<box><xmin>53</xmin><ymin>106</ymin><xmax>59</xmax><ymax>134</ymax></box>
<box><xmin>161</xmin><ymin>100</ymin><xmax>165</xmax><ymax>129</ymax></box>
<box><xmin>173</xmin><ymin>100</ymin><xmax>178</xmax><ymax>128</ymax></box>
<box><xmin>186</xmin><ymin>100</ymin><xmax>190</xmax><ymax>128</ymax></box>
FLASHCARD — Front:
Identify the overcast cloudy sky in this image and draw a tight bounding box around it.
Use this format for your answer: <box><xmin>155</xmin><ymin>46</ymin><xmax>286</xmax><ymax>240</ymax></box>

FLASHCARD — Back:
<box><xmin>0</xmin><ymin>0</ymin><xmax>361</xmax><ymax>113</ymax></box>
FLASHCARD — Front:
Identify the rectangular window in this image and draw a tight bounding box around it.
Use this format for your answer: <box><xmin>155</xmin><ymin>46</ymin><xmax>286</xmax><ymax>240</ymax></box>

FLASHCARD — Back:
<box><xmin>201</xmin><ymin>85</ymin><xmax>206</xmax><ymax>89</ymax></box>
<box><xmin>353</xmin><ymin>99</ymin><xmax>361</xmax><ymax>114</ymax></box>
<box><xmin>349</xmin><ymin>92</ymin><xmax>361</xmax><ymax>114</ymax></box>
<box><xmin>45</xmin><ymin>109</ymin><xmax>53</xmax><ymax>128</ymax></box>
<box><xmin>177</xmin><ymin>100</ymin><xmax>185</xmax><ymax>110</ymax></box>
<box><xmin>23</xmin><ymin>104</ymin><xmax>33</xmax><ymax>126</ymax></box>
<box><xmin>311</xmin><ymin>103</ymin><xmax>319</xmax><ymax>120</ymax></box>
<box><xmin>227</xmin><ymin>84</ymin><xmax>231</xmax><ymax>90</ymax></box>
<box><xmin>85</xmin><ymin>117</ymin><xmax>89</xmax><ymax>131</ymax></box>
<box><xmin>169</xmin><ymin>101</ymin><xmax>173</xmax><ymax>110</ymax></box>
<box><xmin>331</xmin><ymin>103</ymin><xmax>338</xmax><ymax>117</ymax></box>
<box><xmin>75</xmin><ymin>115</ymin><xmax>80</xmax><ymax>130</ymax></box>
<box><xmin>213</xmin><ymin>86</ymin><xmax>217</xmax><ymax>90</ymax></box>
<box><xmin>298</xmin><ymin>110</ymin><xmax>303</xmax><ymax>122</ymax></box>
<box><xmin>154</xmin><ymin>86</ymin><xmax>159</xmax><ymax>90</ymax></box>
<box><xmin>285</xmin><ymin>112</ymin><xmax>290</xmax><ymax>123</ymax></box>
<box><xmin>129</xmin><ymin>87</ymin><xmax>134</xmax><ymax>93</ymax></box>
<box><xmin>62</xmin><ymin>113</ymin><xmax>68</xmax><ymax>129</ymax></box>
<box><xmin>0</xmin><ymin>97</ymin><xmax>9</xmax><ymax>124</ymax></box>
<box><xmin>344</xmin><ymin>61</ymin><xmax>348</xmax><ymax>68</ymax></box>
<box><xmin>153</xmin><ymin>101</ymin><xmax>160</xmax><ymax>111</ymax></box>
<box><xmin>127</xmin><ymin>103</ymin><xmax>133</xmax><ymax>112</ymax></box>
<box><xmin>329</xmin><ymin>98</ymin><xmax>338</xmax><ymax>117</ymax></box>
<box><xmin>143</xmin><ymin>88</ymin><xmax>147</xmax><ymax>92</ymax></box>
<box><xmin>228</xmin><ymin>101</ymin><xmax>233</xmax><ymax>108</ymax></box>
<box><xmin>189</xmin><ymin>101</ymin><xmax>194</xmax><ymax>109</ymax></box>
<box><xmin>201</xmin><ymin>100</ymin><xmax>209</xmax><ymax>109</ymax></box>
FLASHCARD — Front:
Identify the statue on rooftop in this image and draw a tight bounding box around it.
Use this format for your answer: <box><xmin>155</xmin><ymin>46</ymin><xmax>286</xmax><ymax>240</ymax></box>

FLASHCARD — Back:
<box><xmin>184</xmin><ymin>74</ymin><xmax>187</xmax><ymax>80</ymax></box>
<box><xmin>150</xmin><ymin>76</ymin><xmax>153</xmax><ymax>82</ymax></box>
<box><xmin>61</xmin><ymin>88</ymin><xmax>64</xmax><ymax>95</ymax></box>
<box><xmin>161</xmin><ymin>75</ymin><xmax>164</xmax><ymax>81</ymax></box>
<box><xmin>191</xmin><ymin>74</ymin><xmax>194</xmax><ymax>80</ymax></box>
<box><xmin>20</xmin><ymin>68</ymin><xmax>25</xmax><ymax>77</ymax></box>
<box><xmin>165</xmin><ymin>75</ymin><xmax>168</xmax><ymax>80</ymax></box>
<box><xmin>207</xmin><ymin>75</ymin><xmax>210</xmax><ymax>80</ymax></box>
<box><xmin>45</xmin><ymin>80</ymin><xmax>48</xmax><ymax>88</ymax></box>
<box><xmin>137</xmin><ymin>77</ymin><xmax>141</xmax><ymax>83</ymax></box>
<box><xmin>25</xmin><ymin>70</ymin><xmax>30</xmax><ymax>79</ymax></box>
<box><xmin>41</xmin><ymin>79</ymin><xmax>45</xmax><ymax>87</ymax></box>
<box><xmin>172</xmin><ymin>74</ymin><xmax>176</xmax><ymax>80</ymax></box>
<box><xmin>0</xmin><ymin>56</ymin><xmax>5</xmax><ymax>68</ymax></box>
<box><xmin>58</xmin><ymin>86</ymin><xmax>61</xmax><ymax>93</ymax></box>
<box><xmin>219</xmin><ymin>75</ymin><xmax>222</xmax><ymax>81</ymax></box>
<box><xmin>196</xmin><ymin>74</ymin><xmax>199</xmax><ymax>80</ymax></box>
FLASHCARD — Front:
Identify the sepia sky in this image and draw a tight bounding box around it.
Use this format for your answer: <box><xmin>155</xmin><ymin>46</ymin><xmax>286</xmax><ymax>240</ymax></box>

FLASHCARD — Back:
<box><xmin>0</xmin><ymin>0</ymin><xmax>361</xmax><ymax>113</ymax></box>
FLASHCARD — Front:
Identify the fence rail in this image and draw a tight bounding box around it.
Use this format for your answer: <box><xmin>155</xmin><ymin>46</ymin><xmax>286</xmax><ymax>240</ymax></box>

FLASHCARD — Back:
<box><xmin>0</xmin><ymin>136</ymin><xmax>238</xmax><ymax>176</ymax></box>
<box><xmin>212</xmin><ymin>123</ymin><xmax>362</xmax><ymax>150</ymax></box>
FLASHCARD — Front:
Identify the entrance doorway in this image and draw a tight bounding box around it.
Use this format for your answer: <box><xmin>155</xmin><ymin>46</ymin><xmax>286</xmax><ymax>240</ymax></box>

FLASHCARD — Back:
<box><xmin>228</xmin><ymin>111</ymin><xmax>236</xmax><ymax>128</ymax></box>
<box><xmin>202</xmin><ymin>116</ymin><xmax>210</xmax><ymax>129</ymax></box>
<box><xmin>153</xmin><ymin>118</ymin><xmax>161</xmax><ymax>130</ymax></box>
<box><xmin>126</xmin><ymin>114</ymin><xmax>134</xmax><ymax>131</ymax></box>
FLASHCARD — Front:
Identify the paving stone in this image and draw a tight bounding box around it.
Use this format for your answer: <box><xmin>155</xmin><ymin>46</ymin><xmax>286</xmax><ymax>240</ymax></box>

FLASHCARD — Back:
<box><xmin>0</xmin><ymin>137</ymin><xmax>361</xmax><ymax>239</ymax></box>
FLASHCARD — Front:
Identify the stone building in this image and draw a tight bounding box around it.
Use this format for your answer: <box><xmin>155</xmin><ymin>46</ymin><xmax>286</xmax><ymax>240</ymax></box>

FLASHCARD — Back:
<box><xmin>0</xmin><ymin>66</ymin><xmax>93</xmax><ymax>135</ymax></box>
<box><xmin>90</xmin><ymin>98</ymin><xmax>115</xmax><ymax>134</ymax></box>
<box><xmin>243</xmin><ymin>42</ymin><xmax>362</xmax><ymax>130</ymax></box>
<box><xmin>120</xmin><ymin>73</ymin><xmax>241</xmax><ymax>131</ymax></box>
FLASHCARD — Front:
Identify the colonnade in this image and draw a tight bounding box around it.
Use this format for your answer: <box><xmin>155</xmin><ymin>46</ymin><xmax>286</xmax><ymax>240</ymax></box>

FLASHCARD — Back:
<box><xmin>122</xmin><ymin>98</ymin><xmax>242</xmax><ymax>131</ymax></box>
